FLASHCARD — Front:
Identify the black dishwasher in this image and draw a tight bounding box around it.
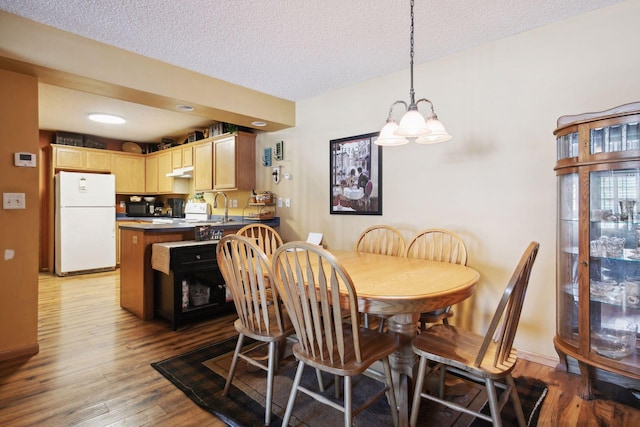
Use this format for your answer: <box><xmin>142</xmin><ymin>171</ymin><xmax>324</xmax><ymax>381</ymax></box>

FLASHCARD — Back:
<box><xmin>153</xmin><ymin>241</ymin><xmax>233</xmax><ymax>330</ymax></box>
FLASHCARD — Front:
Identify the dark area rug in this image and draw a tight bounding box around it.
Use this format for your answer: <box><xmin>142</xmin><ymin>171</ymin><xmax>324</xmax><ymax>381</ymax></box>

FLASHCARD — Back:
<box><xmin>151</xmin><ymin>336</ymin><xmax>548</xmax><ymax>427</ymax></box>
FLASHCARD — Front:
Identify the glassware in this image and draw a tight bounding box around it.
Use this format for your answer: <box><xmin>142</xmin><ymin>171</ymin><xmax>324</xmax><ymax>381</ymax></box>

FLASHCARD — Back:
<box><xmin>619</xmin><ymin>199</ymin><xmax>636</xmax><ymax>221</ymax></box>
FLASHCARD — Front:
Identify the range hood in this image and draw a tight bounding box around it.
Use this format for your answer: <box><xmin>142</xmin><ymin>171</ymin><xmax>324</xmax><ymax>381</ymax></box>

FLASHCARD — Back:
<box><xmin>166</xmin><ymin>166</ymin><xmax>194</xmax><ymax>178</ymax></box>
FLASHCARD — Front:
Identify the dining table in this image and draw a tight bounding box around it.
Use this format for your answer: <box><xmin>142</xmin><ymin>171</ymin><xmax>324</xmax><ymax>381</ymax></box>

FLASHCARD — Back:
<box><xmin>326</xmin><ymin>249</ymin><xmax>480</xmax><ymax>427</ymax></box>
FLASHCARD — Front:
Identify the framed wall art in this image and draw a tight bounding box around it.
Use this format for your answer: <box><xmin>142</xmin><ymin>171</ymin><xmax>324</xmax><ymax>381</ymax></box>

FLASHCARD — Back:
<box><xmin>330</xmin><ymin>132</ymin><xmax>382</xmax><ymax>215</ymax></box>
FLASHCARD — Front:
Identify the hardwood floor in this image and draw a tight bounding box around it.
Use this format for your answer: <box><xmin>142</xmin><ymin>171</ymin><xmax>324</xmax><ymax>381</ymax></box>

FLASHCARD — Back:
<box><xmin>0</xmin><ymin>271</ymin><xmax>638</xmax><ymax>426</ymax></box>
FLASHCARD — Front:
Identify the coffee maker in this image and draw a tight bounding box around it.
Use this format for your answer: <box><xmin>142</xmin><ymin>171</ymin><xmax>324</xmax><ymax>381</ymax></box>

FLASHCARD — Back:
<box><xmin>166</xmin><ymin>198</ymin><xmax>185</xmax><ymax>218</ymax></box>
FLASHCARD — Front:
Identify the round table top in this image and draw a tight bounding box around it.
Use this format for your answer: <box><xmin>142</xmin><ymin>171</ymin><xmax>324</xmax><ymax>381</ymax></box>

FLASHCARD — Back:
<box><xmin>328</xmin><ymin>250</ymin><xmax>480</xmax><ymax>315</ymax></box>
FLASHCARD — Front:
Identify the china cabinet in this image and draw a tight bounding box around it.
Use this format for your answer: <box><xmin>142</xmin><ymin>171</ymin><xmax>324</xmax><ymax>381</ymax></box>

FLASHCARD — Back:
<box><xmin>555</xmin><ymin>102</ymin><xmax>640</xmax><ymax>399</ymax></box>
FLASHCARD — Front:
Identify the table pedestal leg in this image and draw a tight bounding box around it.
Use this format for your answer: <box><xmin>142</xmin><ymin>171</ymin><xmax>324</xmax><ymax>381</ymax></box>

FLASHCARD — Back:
<box><xmin>386</xmin><ymin>313</ymin><xmax>419</xmax><ymax>427</ymax></box>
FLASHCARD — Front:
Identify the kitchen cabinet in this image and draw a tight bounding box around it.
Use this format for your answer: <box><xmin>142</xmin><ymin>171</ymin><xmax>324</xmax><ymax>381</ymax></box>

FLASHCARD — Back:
<box><xmin>157</xmin><ymin>151</ymin><xmax>173</xmax><ymax>193</ymax></box>
<box><xmin>145</xmin><ymin>154</ymin><xmax>158</xmax><ymax>193</ymax></box>
<box><xmin>111</xmin><ymin>152</ymin><xmax>145</xmax><ymax>194</ymax></box>
<box><xmin>193</xmin><ymin>140</ymin><xmax>214</xmax><ymax>191</ymax></box>
<box><xmin>116</xmin><ymin>220</ymin><xmax>140</xmax><ymax>265</ymax></box>
<box><xmin>213</xmin><ymin>132</ymin><xmax>256</xmax><ymax>190</ymax></box>
<box><xmin>52</xmin><ymin>145</ymin><xmax>111</xmax><ymax>172</ymax></box>
<box><xmin>171</xmin><ymin>144</ymin><xmax>193</xmax><ymax>169</ymax></box>
<box><xmin>554</xmin><ymin>102</ymin><xmax>640</xmax><ymax>400</ymax></box>
<box><xmin>193</xmin><ymin>132</ymin><xmax>256</xmax><ymax>192</ymax></box>
<box><xmin>156</xmin><ymin>150</ymin><xmax>189</xmax><ymax>194</ymax></box>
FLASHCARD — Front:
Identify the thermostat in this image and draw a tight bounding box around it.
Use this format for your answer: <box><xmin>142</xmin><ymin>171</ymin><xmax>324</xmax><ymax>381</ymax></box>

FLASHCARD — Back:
<box><xmin>14</xmin><ymin>152</ymin><xmax>36</xmax><ymax>167</ymax></box>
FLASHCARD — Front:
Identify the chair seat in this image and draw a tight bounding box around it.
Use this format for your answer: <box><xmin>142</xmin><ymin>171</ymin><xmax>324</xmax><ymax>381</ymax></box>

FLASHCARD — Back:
<box><xmin>413</xmin><ymin>324</ymin><xmax>518</xmax><ymax>378</ymax></box>
<box><xmin>292</xmin><ymin>326</ymin><xmax>397</xmax><ymax>377</ymax></box>
<box><xmin>234</xmin><ymin>308</ymin><xmax>294</xmax><ymax>343</ymax></box>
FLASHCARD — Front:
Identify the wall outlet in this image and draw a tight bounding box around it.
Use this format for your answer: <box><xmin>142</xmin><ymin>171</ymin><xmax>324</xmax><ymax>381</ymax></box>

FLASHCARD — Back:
<box><xmin>231</xmin><ymin>199</ymin><xmax>238</xmax><ymax>208</ymax></box>
<box><xmin>277</xmin><ymin>197</ymin><xmax>283</xmax><ymax>207</ymax></box>
<box><xmin>285</xmin><ymin>198</ymin><xmax>291</xmax><ymax>208</ymax></box>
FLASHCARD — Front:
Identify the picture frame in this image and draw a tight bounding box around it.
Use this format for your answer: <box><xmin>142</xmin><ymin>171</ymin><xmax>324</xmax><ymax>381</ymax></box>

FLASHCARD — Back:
<box><xmin>330</xmin><ymin>132</ymin><xmax>382</xmax><ymax>215</ymax></box>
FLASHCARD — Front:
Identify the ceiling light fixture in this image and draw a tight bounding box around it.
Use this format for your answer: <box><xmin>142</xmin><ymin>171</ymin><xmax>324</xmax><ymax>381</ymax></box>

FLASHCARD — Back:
<box><xmin>375</xmin><ymin>0</ymin><xmax>451</xmax><ymax>146</ymax></box>
<box><xmin>251</xmin><ymin>121</ymin><xmax>267</xmax><ymax>127</ymax></box>
<box><xmin>88</xmin><ymin>113</ymin><xmax>126</xmax><ymax>124</ymax></box>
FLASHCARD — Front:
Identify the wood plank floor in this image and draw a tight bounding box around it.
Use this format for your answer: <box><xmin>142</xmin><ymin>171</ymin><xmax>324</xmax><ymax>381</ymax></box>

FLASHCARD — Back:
<box><xmin>0</xmin><ymin>271</ymin><xmax>638</xmax><ymax>426</ymax></box>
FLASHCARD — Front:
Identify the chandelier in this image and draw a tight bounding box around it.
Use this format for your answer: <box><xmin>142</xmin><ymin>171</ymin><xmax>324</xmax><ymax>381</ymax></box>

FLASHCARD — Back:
<box><xmin>375</xmin><ymin>0</ymin><xmax>452</xmax><ymax>146</ymax></box>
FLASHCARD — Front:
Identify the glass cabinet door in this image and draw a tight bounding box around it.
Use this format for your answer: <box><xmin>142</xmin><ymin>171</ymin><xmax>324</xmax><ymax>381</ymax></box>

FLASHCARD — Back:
<box><xmin>589</xmin><ymin>168</ymin><xmax>640</xmax><ymax>364</ymax></box>
<box><xmin>557</xmin><ymin>172</ymin><xmax>579</xmax><ymax>346</ymax></box>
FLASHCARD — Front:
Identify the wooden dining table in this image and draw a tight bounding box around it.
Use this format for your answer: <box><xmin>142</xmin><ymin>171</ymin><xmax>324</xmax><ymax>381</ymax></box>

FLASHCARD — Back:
<box><xmin>327</xmin><ymin>249</ymin><xmax>480</xmax><ymax>427</ymax></box>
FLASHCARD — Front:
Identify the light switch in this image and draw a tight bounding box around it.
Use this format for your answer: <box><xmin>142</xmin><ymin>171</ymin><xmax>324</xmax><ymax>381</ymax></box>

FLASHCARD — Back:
<box><xmin>3</xmin><ymin>193</ymin><xmax>26</xmax><ymax>209</ymax></box>
<box><xmin>285</xmin><ymin>198</ymin><xmax>291</xmax><ymax>208</ymax></box>
<box><xmin>277</xmin><ymin>197</ymin><xmax>283</xmax><ymax>207</ymax></box>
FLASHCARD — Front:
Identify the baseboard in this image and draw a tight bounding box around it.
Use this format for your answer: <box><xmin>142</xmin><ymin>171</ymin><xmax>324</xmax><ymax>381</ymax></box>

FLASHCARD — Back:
<box><xmin>517</xmin><ymin>349</ymin><xmax>559</xmax><ymax>368</ymax></box>
<box><xmin>0</xmin><ymin>343</ymin><xmax>39</xmax><ymax>362</ymax></box>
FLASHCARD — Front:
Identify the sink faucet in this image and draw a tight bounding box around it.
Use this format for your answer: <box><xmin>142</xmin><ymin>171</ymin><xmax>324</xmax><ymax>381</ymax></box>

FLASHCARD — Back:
<box><xmin>213</xmin><ymin>192</ymin><xmax>228</xmax><ymax>223</ymax></box>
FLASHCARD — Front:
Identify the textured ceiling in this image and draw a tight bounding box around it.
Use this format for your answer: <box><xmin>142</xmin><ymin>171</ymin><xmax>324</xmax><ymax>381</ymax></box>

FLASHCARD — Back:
<box><xmin>0</xmin><ymin>0</ymin><xmax>625</xmax><ymax>141</ymax></box>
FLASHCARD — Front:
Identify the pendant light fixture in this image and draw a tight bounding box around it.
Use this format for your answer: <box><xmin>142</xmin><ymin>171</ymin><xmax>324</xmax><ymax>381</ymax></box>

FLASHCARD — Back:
<box><xmin>375</xmin><ymin>0</ymin><xmax>451</xmax><ymax>146</ymax></box>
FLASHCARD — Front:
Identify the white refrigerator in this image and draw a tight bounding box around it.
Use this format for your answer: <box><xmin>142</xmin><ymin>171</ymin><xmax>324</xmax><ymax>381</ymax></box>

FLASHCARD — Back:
<box><xmin>55</xmin><ymin>171</ymin><xmax>116</xmax><ymax>276</ymax></box>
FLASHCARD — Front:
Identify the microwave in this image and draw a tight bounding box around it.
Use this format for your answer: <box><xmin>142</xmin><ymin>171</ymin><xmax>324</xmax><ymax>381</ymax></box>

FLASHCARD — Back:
<box><xmin>126</xmin><ymin>201</ymin><xmax>155</xmax><ymax>217</ymax></box>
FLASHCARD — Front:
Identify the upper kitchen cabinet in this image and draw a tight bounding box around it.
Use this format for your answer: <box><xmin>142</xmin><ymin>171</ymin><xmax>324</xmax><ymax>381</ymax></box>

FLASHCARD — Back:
<box><xmin>172</xmin><ymin>145</ymin><xmax>193</xmax><ymax>169</ymax></box>
<box><xmin>145</xmin><ymin>153</ymin><xmax>159</xmax><ymax>193</ymax></box>
<box><xmin>111</xmin><ymin>152</ymin><xmax>145</xmax><ymax>194</ymax></box>
<box><xmin>193</xmin><ymin>140</ymin><xmax>214</xmax><ymax>191</ymax></box>
<box><xmin>51</xmin><ymin>145</ymin><xmax>111</xmax><ymax>172</ymax></box>
<box><xmin>156</xmin><ymin>150</ymin><xmax>189</xmax><ymax>194</ymax></box>
<box><xmin>213</xmin><ymin>132</ymin><xmax>256</xmax><ymax>191</ymax></box>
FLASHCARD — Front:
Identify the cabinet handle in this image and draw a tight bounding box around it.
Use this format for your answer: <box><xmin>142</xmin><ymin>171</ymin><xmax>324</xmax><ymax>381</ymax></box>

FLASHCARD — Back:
<box><xmin>196</xmin><ymin>254</ymin><xmax>201</xmax><ymax>260</ymax></box>
<box><xmin>581</xmin><ymin>261</ymin><xmax>588</xmax><ymax>267</ymax></box>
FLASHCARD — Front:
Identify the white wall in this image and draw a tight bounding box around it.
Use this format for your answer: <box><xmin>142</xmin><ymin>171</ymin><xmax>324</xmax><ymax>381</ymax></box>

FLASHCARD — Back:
<box><xmin>256</xmin><ymin>0</ymin><xmax>640</xmax><ymax>359</ymax></box>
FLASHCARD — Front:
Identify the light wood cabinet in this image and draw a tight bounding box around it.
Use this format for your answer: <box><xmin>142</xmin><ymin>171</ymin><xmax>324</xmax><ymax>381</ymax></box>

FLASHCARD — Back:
<box><xmin>52</xmin><ymin>145</ymin><xmax>111</xmax><ymax>171</ymax></box>
<box><xmin>213</xmin><ymin>132</ymin><xmax>256</xmax><ymax>191</ymax></box>
<box><xmin>145</xmin><ymin>154</ymin><xmax>158</xmax><ymax>193</ymax></box>
<box><xmin>170</xmin><ymin>145</ymin><xmax>193</xmax><ymax>169</ymax></box>
<box><xmin>194</xmin><ymin>141</ymin><xmax>213</xmax><ymax>191</ymax></box>
<box><xmin>554</xmin><ymin>102</ymin><xmax>640</xmax><ymax>399</ymax></box>
<box><xmin>116</xmin><ymin>220</ymin><xmax>140</xmax><ymax>265</ymax></box>
<box><xmin>157</xmin><ymin>151</ymin><xmax>173</xmax><ymax>193</ymax></box>
<box><xmin>155</xmin><ymin>150</ymin><xmax>189</xmax><ymax>194</ymax></box>
<box><xmin>111</xmin><ymin>152</ymin><xmax>145</xmax><ymax>194</ymax></box>
<box><xmin>182</xmin><ymin>145</ymin><xmax>193</xmax><ymax>167</ymax></box>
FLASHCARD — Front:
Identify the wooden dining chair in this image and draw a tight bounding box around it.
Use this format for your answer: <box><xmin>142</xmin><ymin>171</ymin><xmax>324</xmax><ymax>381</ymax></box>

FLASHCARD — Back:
<box><xmin>405</xmin><ymin>228</ymin><xmax>468</xmax><ymax>331</ymax></box>
<box><xmin>216</xmin><ymin>234</ymin><xmax>292</xmax><ymax>426</ymax></box>
<box><xmin>355</xmin><ymin>225</ymin><xmax>406</xmax><ymax>331</ymax></box>
<box><xmin>409</xmin><ymin>242</ymin><xmax>540</xmax><ymax>427</ymax></box>
<box><xmin>272</xmin><ymin>242</ymin><xmax>399</xmax><ymax>427</ymax></box>
<box><xmin>236</xmin><ymin>223</ymin><xmax>283</xmax><ymax>259</ymax></box>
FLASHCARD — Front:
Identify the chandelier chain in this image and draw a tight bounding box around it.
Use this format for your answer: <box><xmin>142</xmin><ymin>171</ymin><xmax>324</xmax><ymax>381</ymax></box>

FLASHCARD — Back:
<box><xmin>409</xmin><ymin>0</ymin><xmax>415</xmax><ymax>104</ymax></box>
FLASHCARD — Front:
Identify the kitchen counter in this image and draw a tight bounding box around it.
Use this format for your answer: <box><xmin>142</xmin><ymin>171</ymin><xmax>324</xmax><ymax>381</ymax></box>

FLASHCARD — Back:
<box><xmin>118</xmin><ymin>216</ymin><xmax>279</xmax><ymax>320</ymax></box>
<box><xmin>117</xmin><ymin>215</ymin><xmax>279</xmax><ymax>232</ymax></box>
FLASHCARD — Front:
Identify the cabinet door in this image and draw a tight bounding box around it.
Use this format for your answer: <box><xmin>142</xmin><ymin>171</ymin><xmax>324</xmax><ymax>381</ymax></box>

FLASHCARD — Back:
<box><xmin>53</xmin><ymin>146</ymin><xmax>85</xmax><ymax>169</ymax></box>
<box><xmin>194</xmin><ymin>141</ymin><xmax>213</xmax><ymax>191</ymax></box>
<box><xmin>557</xmin><ymin>171</ymin><xmax>579</xmax><ymax>347</ymax></box>
<box><xmin>588</xmin><ymin>166</ymin><xmax>640</xmax><ymax>367</ymax></box>
<box><xmin>112</xmin><ymin>153</ymin><xmax>145</xmax><ymax>194</ymax></box>
<box><xmin>85</xmin><ymin>150</ymin><xmax>111</xmax><ymax>171</ymax></box>
<box><xmin>157</xmin><ymin>151</ymin><xmax>173</xmax><ymax>193</ymax></box>
<box><xmin>172</xmin><ymin>148</ymin><xmax>182</xmax><ymax>169</ymax></box>
<box><xmin>145</xmin><ymin>154</ymin><xmax>158</xmax><ymax>193</ymax></box>
<box><xmin>182</xmin><ymin>145</ymin><xmax>193</xmax><ymax>167</ymax></box>
<box><xmin>213</xmin><ymin>136</ymin><xmax>236</xmax><ymax>190</ymax></box>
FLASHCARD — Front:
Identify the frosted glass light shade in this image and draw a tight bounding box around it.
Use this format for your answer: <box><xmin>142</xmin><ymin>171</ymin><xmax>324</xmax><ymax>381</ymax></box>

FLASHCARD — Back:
<box><xmin>415</xmin><ymin>118</ymin><xmax>452</xmax><ymax>144</ymax></box>
<box><xmin>375</xmin><ymin>120</ymin><xmax>410</xmax><ymax>146</ymax></box>
<box><xmin>394</xmin><ymin>110</ymin><xmax>429</xmax><ymax>137</ymax></box>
